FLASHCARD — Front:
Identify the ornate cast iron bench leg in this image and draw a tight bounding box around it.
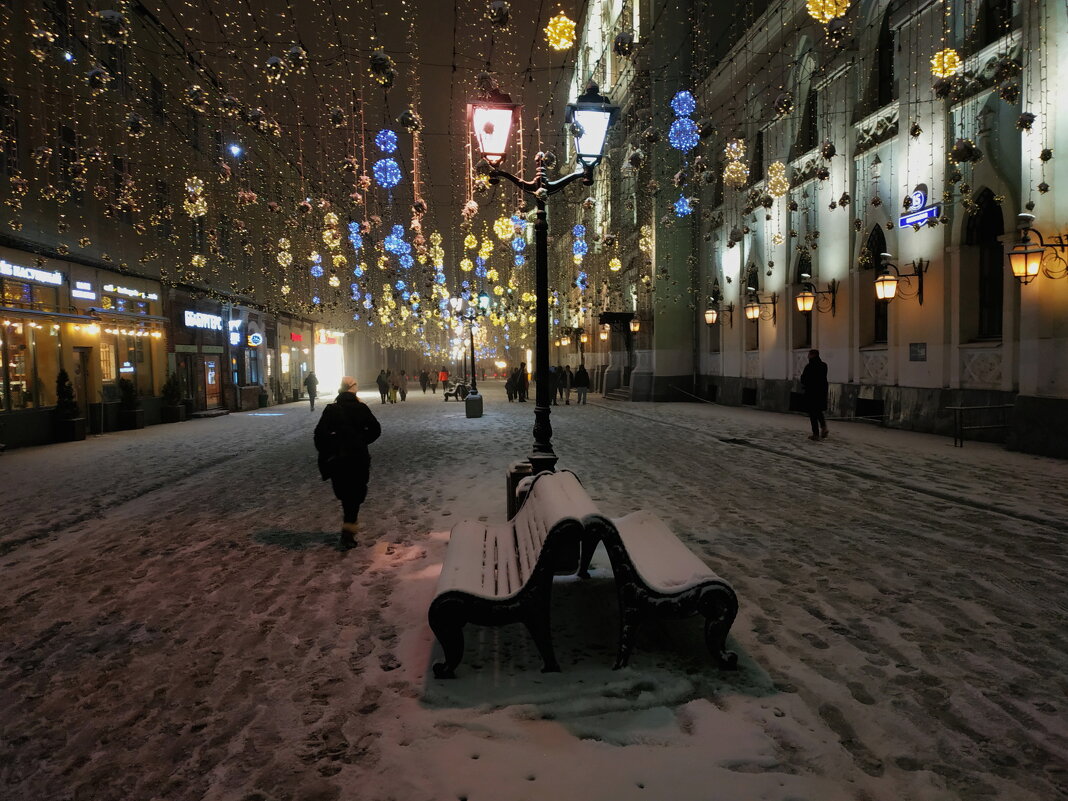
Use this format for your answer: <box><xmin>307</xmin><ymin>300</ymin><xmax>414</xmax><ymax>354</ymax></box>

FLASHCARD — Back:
<box><xmin>700</xmin><ymin>590</ymin><xmax>739</xmax><ymax>669</ymax></box>
<box><xmin>612</xmin><ymin>584</ymin><xmax>641</xmax><ymax>670</ymax></box>
<box><xmin>428</xmin><ymin>598</ymin><xmax>466</xmax><ymax>679</ymax></box>
<box><xmin>523</xmin><ymin>597</ymin><xmax>561</xmax><ymax>673</ymax></box>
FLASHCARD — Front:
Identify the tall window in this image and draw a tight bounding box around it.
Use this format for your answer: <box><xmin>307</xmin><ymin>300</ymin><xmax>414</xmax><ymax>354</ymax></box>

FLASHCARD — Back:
<box><xmin>750</xmin><ymin>130</ymin><xmax>764</xmax><ymax>186</ymax></box>
<box><xmin>792</xmin><ymin>249</ymin><xmax>813</xmax><ymax>349</ymax></box>
<box><xmin>876</xmin><ymin>13</ymin><xmax>896</xmax><ymax>107</ymax></box>
<box><xmin>796</xmin><ymin>88</ymin><xmax>818</xmax><ymax>155</ymax></box>
<box><xmin>967</xmin><ymin>189</ymin><xmax>1004</xmax><ymax>340</ymax></box>
<box><xmin>977</xmin><ymin>0</ymin><xmax>1013</xmax><ymax>48</ymax></box>
<box><xmin>150</xmin><ymin>76</ymin><xmax>165</xmax><ymax>121</ymax></box>
<box><xmin>744</xmin><ymin>265</ymin><xmax>760</xmax><ymax>351</ymax></box>
<box><xmin>0</xmin><ymin>86</ymin><xmax>19</xmax><ymax>176</ymax></box>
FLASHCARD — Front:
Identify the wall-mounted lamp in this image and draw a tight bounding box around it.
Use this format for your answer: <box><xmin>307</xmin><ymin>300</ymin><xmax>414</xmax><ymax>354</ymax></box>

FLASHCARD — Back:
<box><xmin>875</xmin><ymin>253</ymin><xmax>928</xmax><ymax>304</ymax></box>
<box><xmin>703</xmin><ymin>280</ymin><xmax>734</xmax><ymax>327</ymax></box>
<box><xmin>1009</xmin><ymin>213</ymin><xmax>1068</xmax><ymax>283</ymax></box>
<box><xmin>795</xmin><ymin>279</ymin><xmax>839</xmax><ymax>315</ymax></box>
<box><xmin>629</xmin><ymin>318</ymin><xmax>641</xmax><ymax>333</ymax></box>
<box><xmin>598</xmin><ymin>330</ymin><xmax>608</xmax><ymax>341</ymax></box>
<box><xmin>744</xmin><ymin>292</ymin><xmax>777</xmax><ymax>323</ymax></box>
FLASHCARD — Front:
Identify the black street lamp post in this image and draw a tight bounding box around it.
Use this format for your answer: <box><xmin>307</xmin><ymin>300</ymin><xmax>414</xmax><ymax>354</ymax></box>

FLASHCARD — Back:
<box><xmin>469</xmin><ymin>84</ymin><xmax>617</xmax><ymax>473</ymax></box>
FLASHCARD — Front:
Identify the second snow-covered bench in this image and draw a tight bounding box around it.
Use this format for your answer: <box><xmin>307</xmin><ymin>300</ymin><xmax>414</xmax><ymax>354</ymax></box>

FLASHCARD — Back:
<box><xmin>579</xmin><ymin>510</ymin><xmax>739</xmax><ymax>670</ymax></box>
<box><xmin>428</xmin><ymin>469</ymin><xmax>599</xmax><ymax>678</ymax></box>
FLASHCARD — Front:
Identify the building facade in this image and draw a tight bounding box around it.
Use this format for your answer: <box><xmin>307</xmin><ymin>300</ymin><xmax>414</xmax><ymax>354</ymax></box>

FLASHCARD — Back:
<box><xmin>565</xmin><ymin>0</ymin><xmax>1068</xmax><ymax>457</ymax></box>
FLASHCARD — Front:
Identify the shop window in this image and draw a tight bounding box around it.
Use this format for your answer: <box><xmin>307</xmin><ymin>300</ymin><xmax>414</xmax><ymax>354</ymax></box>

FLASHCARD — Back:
<box><xmin>100</xmin><ymin>340</ymin><xmax>116</xmax><ymax>382</ymax></box>
<box><xmin>3</xmin><ymin>279</ymin><xmax>33</xmax><ymax>308</ymax></box>
<box><xmin>2</xmin><ymin>321</ymin><xmax>33</xmax><ymax>408</ymax></box>
<box><xmin>247</xmin><ymin>347</ymin><xmax>261</xmax><ymax>384</ymax></box>
<box><xmin>858</xmin><ymin>226</ymin><xmax>888</xmax><ymax>345</ymax></box>
<box><xmin>1</xmin><ymin>86</ymin><xmax>19</xmax><ymax>177</ymax></box>
<box><xmin>34</xmin><ymin>323</ymin><xmax>60</xmax><ymax>406</ymax></box>
<box><xmin>965</xmin><ymin>188</ymin><xmax>1004</xmax><ymax>340</ymax></box>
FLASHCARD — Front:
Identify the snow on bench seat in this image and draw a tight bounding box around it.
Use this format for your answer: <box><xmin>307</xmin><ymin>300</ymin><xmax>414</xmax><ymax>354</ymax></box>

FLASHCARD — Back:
<box><xmin>612</xmin><ymin>510</ymin><xmax>726</xmax><ymax>594</ymax></box>
<box><xmin>428</xmin><ymin>469</ymin><xmax>600</xmax><ymax>678</ymax></box>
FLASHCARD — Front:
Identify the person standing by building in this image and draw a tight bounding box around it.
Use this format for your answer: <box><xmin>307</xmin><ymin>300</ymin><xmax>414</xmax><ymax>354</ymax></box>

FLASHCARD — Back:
<box><xmin>304</xmin><ymin>371</ymin><xmax>319</xmax><ymax>412</ymax></box>
<box><xmin>428</xmin><ymin>370</ymin><xmax>438</xmax><ymax>394</ymax></box>
<box><xmin>800</xmin><ymin>349</ymin><xmax>829</xmax><ymax>441</ymax></box>
<box><xmin>314</xmin><ymin>376</ymin><xmax>381</xmax><ymax>549</ymax></box>
<box><xmin>573</xmin><ymin>363</ymin><xmax>590</xmax><ymax>405</ymax></box>
<box><xmin>517</xmin><ymin>362</ymin><xmax>529</xmax><ymax>402</ymax></box>
<box><xmin>505</xmin><ymin>366</ymin><xmax>519</xmax><ymax>402</ymax></box>
<box><xmin>563</xmin><ymin>365</ymin><xmax>574</xmax><ymax>405</ymax></box>
<box><xmin>375</xmin><ymin>370</ymin><xmax>389</xmax><ymax>404</ymax></box>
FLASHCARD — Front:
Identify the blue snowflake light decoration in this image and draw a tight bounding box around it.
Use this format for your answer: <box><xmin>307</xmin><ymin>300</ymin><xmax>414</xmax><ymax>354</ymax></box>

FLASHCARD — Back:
<box><xmin>669</xmin><ymin>117</ymin><xmax>699</xmax><ymax>152</ymax></box>
<box><xmin>674</xmin><ymin>195</ymin><xmax>694</xmax><ymax>217</ymax></box>
<box><xmin>310</xmin><ymin>263</ymin><xmax>324</xmax><ymax>277</ymax></box>
<box><xmin>577</xmin><ymin>270</ymin><xmax>589</xmax><ymax>290</ymax></box>
<box><xmin>354</xmin><ymin>264</ymin><xmax>365</xmax><ymax>277</ymax></box>
<box><xmin>670</xmin><ymin>90</ymin><xmax>697</xmax><ymax>117</ymax></box>
<box><xmin>512</xmin><ymin>235</ymin><xmax>526</xmax><ymax>253</ymax></box>
<box><xmin>352</xmin><ymin>313</ymin><xmax>361</xmax><ymax>321</ymax></box>
<box><xmin>572</xmin><ymin>239</ymin><xmax>588</xmax><ymax>256</ymax></box>
<box><xmin>435</xmin><ymin>272</ymin><xmax>446</xmax><ymax>284</ymax></box>
<box><xmin>373</xmin><ymin>158</ymin><xmax>402</xmax><ymax>188</ymax></box>
<box><xmin>395</xmin><ymin>280</ymin><xmax>406</xmax><ymax>291</ymax></box>
<box><xmin>572</xmin><ymin>224</ymin><xmax>586</xmax><ymax>237</ymax></box>
<box><xmin>312</xmin><ymin>295</ymin><xmax>321</xmax><ymax>304</ymax></box>
<box><xmin>399</xmin><ymin>254</ymin><xmax>414</xmax><ymax>269</ymax></box>
<box><xmin>375</xmin><ymin>129</ymin><xmax>398</xmax><ymax>153</ymax></box>
<box><xmin>514</xmin><ymin>254</ymin><xmax>525</xmax><ymax>267</ymax></box>
<box><xmin>347</xmin><ymin>222</ymin><xmax>363</xmax><ymax>251</ymax></box>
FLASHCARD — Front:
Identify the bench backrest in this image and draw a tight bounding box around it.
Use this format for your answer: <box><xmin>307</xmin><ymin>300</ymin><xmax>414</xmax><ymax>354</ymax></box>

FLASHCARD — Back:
<box><xmin>512</xmin><ymin>469</ymin><xmax>599</xmax><ymax>582</ymax></box>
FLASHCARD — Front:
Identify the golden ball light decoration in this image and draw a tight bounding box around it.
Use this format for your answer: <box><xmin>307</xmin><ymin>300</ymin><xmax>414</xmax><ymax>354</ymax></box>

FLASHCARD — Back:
<box><xmin>806</xmin><ymin>0</ymin><xmax>850</xmax><ymax>24</ymax></box>
<box><xmin>930</xmin><ymin>48</ymin><xmax>962</xmax><ymax>78</ymax></box>
<box><xmin>767</xmin><ymin>161</ymin><xmax>790</xmax><ymax>197</ymax></box>
<box><xmin>545</xmin><ymin>12</ymin><xmax>577</xmax><ymax>51</ymax></box>
<box><xmin>494</xmin><ymin>216</ymin><xmax>515</xmax><ymax>240</ymax></box>
<box><xmin>609</xmin><ymin>257</ymin><xmax>622</xmax><ymax>272</ymax></box>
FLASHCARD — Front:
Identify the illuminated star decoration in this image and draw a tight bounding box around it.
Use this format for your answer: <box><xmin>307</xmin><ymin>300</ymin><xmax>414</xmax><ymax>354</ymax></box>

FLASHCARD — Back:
<box><xmin>674</xmin><ymin>195</ymin><xmax>694</xmax><ymax>217</ymax></box>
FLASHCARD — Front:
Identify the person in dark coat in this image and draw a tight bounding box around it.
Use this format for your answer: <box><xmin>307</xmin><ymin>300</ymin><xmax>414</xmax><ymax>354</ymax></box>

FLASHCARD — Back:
<box><xmin>517</xmin><ymin>362</ymin><xmax>529</xmax><ymax>402</ymax></box>
<box><xmin>800</xmin><ymin>349</ymin><xmax>829</xmax><ymax>440</ymax></box>
<box><xmin>375</xmin><ymin>370</ymin><xmax>389</xmax><ymax>404</ymax></box>
<box><xmin>505</xmin><ymin>367</ymin><xmax>519</xmax><ymax>401</ymax></box>
<box><xmin>303</xmin><ymin>371</ymin><xmax>319</xmax><ymax>412</ymax></box>
<box><xmin>314</xmin><ymin>376</ymin><xmax>382</xmax><ymax>548</ymax></box>
<box><xmin>419</xmin><ymin>368</ymin><xmax>429</xmax><ymax>394</ymax></box>
<box><xmin>573</xmin><ymin>363</ymin><xmax>590</xmax><ymax>404</ymax></box>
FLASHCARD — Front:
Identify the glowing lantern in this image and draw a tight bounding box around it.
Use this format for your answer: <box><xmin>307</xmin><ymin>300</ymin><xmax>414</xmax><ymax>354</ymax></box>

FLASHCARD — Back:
<box><xmin>704</xmin><ymin>308</ymin><xmax>718</xmax><ymax>325</ymax></box>
<box><xmin>1008</xmin><ymin>237</ymin><xmax>1043</xmax><ymax>283</ymax></box>
<box><xmin>874</xmin><ymin>269</ymin><xmax>898</xmax><ymax>301</ymax></box>
<box><xmin>796</xmin><ymin>287</ymin><xmax>816</xmax><ymax>312</ymax></box>
<box><xmin>745</xmin><ymin>300</ymin><xmax>761</xmax><ymax>320</ymax></box>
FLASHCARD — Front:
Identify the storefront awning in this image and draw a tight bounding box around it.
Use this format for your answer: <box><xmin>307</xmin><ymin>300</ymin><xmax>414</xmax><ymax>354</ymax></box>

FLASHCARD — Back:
<box><xmin>0</xmin><ymin>305</ymin><xmax>96</xmax><ymax>322</ymax></box>
<box><xmin>86</xmin><ymin>307</ymin><xmax>170</xmax><ymax>323</ymax></box>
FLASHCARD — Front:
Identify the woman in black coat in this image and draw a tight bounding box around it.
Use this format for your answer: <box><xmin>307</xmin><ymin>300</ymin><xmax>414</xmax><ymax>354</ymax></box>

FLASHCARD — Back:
<box><xmin>314</xmin><ymin>377</ymin><xmax>382</xmax><ymax>547</ymax></box>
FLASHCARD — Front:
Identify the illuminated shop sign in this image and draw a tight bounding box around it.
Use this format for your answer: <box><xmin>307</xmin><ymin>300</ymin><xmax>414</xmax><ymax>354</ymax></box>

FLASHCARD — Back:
<box><xmin>71</xmin><ymin>280</ymin><xmax>97</xmax><ymax>300</ymax></box>
<box><xmin>228</xmin><ymin>318</ymin><xmax>243</xmax><ymax>346</ymax></box>
<box><xmin>0</xmin><ymin>258</ymin><xmax>63</xmax><ymax>286</ymax></box>
<box><xmin>119</xmin><ymin>361</ymin><xmax>135</xmax><ymax>373</ymax></box>
<box><xmin>290</xmin><ymin>332</ymin><xmax>303</xmax><ymax>342</ymax></box>
<box><xmin>184</xmin><ymin>310</ymin><xmax>223</xmax><ymax>331</ymax></box>
<box><xmin>248</xmin><ymin>332</ymin><xmax>264</xmax><ymax>347</ymax></box>
<box><xmin>103</xmin><ymin>283</ymin><xmax>159</xmax><ymax>301</ymax></box>
<box><xmin>898</xmin><ymin>190</ymin><xmax>940</xmax><ymax>229</ymax></box>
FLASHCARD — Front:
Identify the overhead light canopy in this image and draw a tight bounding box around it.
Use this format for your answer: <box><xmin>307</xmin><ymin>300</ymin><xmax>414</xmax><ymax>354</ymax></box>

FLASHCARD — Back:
<box><xmin>564</xmin><ymin>84</ymin><xmax>620</xmax><ymax>168</ymax></box>
<box><xmin>468</xmin><ymin>88</ymin><xmax>520</xmax><ymax>167</ymax></box>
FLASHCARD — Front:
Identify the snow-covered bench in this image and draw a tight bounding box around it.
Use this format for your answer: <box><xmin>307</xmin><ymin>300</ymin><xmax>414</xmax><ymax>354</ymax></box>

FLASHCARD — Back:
<box><xmin>428</xmin><ymin>469</ymin><xmax>600</xmax><ymax>678</ymax></box>
<box><xmin>579</xmin><ymin>510</ymin><xmax>739</xmax><ymax>670</ymax></box>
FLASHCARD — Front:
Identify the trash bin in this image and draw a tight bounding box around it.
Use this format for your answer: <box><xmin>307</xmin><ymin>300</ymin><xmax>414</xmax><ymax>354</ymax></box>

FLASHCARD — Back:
<box><xmin>292</xmin><ymin>388</ymin><xmax>300</xmax><ymax>403</ymax></box>
<box><xmin>464</xmin><ymin>390</ymin><xmax>483</xmax><ymax>419</ymax></box>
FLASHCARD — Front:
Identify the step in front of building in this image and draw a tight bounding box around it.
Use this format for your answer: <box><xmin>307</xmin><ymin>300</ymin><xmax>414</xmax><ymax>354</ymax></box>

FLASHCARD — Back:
<box><xmin>190</xmin><ymin>409</ymin><xmax>231</xmax><ymax>419</ymax></box>
<box><xmin>604</xmin><ymin>388</ymin><xmax>632</xmax><ymax>402</ymax></box>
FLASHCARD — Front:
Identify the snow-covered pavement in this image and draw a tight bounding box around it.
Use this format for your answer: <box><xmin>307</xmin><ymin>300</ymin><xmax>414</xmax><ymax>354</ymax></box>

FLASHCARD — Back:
<box><xmin>1</xmin><ymin>383</ymin><xmax>1066</xmax><ymax>801</ymax></box>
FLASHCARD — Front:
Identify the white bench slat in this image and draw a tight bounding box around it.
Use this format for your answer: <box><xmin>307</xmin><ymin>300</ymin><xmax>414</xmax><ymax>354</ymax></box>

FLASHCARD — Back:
<box><xmin>611</xmin><ymin>510</ymin><xmax>723</xmax><ymax>595</ymax></box>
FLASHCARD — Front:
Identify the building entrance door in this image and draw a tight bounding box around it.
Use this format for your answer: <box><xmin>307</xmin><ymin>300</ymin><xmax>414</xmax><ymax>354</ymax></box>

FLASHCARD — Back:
<box><xmin>72</xmin><ymin>347</ymin><xmax>92</xmax><ymax>415</ymax></box>
<box><xmin>204</xmin><ymin>358</ymin><xmax>221</xmax><ymax>408</ymax></box>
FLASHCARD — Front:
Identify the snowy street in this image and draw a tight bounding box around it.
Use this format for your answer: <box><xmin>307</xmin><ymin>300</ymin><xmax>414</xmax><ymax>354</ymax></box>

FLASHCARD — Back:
<box><xmin>1</xmin><ymin>383</ymin><xmax>1066</xmax><ymax>801</ymax></box>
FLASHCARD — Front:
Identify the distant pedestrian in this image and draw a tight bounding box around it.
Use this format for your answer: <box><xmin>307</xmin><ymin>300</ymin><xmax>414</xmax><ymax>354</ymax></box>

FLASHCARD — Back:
<box><xmin>375</xmin><ymin>370</ymin><xmax>389</xmax><ymax>404</ymax></box>
<box><xmin>563</xmin><ymin>365</ymin><xmax>574</xmax><ymax>404</ymax></box>
<box><xmin>304</xmin><ymin>371</ymin><xmax>319</xmax><ymax>412</ymax></box>
<box><xmin>517</xmin><ymin>362</ymin><xmax>529</xmax><ymax>402</ymax></box>
<box><xmin>800</xmin><ymin>349</ymin><xmax>829</xmax><ymax>441</ymax></box>
<box><xmin>419</xmin><ymin>369</ymin><xmax>429</xmax><ymax>394</ymax></box>
<box><xmin>428</xmin><ymin>371</ymin><xmax>438</xmax><ymax>394</ymax></box>
<box><xmin>505</xmin><ymin>367</ymin><xmax>519</xmax><ymax>402</ymax></box>
<box><xmin>397</xmin><ymin>370</ymin><xmax>409</xmax><ymax>401</ymax></box>
<box><xmin>388</xmin><ymin>370</ymin><xmax>398</xmax><ymax>404</ymax></box>
<box><xmin>314</xmin><ymin>376</ymin><xmax>381</xmax><ymax>549</ymax></box>
<box><xmin>573</xmin><ymin>364</ymin><xmax>590</xmax><ymax>405</ymax></box>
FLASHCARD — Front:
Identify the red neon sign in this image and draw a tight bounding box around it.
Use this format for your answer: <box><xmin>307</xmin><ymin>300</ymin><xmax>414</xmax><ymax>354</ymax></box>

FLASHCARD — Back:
<box><xmin>290</xmin><ymin>333</ymin><xmax>303</xmax><ymax>342</ymax></box>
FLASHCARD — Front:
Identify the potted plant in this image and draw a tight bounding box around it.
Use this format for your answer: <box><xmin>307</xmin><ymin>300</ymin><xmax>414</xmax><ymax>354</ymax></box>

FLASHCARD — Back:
<box><xmin>54</xmin><ymin>368</ymin><xmax>87</xmax><ymax>441</ymax></box>
<box><xmin>160</xmin><ymin>372</ymin><xmax>186</xmax><ymax>423</ymax></box>
<box><xmin>117</xmin><ymin>377</ymin><xmax>145</xmax><ymax>430</ymax></box>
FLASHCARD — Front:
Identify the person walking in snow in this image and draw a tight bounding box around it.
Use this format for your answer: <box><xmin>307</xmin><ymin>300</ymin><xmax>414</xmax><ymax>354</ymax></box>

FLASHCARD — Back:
<box><xmin>800</xmin><ymin>348</ymin><xmax>829</xmax><ymax>441</ymax></box>
<box><xmin>387</xmin><ymin>370</ymin><xmax>398</xmax><ymax>404</ymax></box>
<box><xmin>573</xmin><ymin>363</ymin><xmax>590</xmax><ymax>405</ymax></box>
<box><xmin>562</xmin><ymin>364</ymin><xmax>574</xmax><ymax>405</ymax></box>
<box><xmin>314</xmin><ymin>376</ymin><xmax>381</xmax><ymax>548</ymax></box>
<box><xmin>517</xmin><ymin>362</ymin><xmax>529</xmax><ymax>402</ymax></box>
<box><xmin>505</xmin><ymin>367</ymin><xmax>519</xmax><ymax>402</ymax></box>
<box><xmin>304</xmin><ymin>371</ymin><xmax>319</xmax><ymax>412</ymax></box>
<box><xmin>375</xmin><ymin>370</ymin><xmax>389</xmax><ymax>404</ymax></box>
<box><xmin>396</xmin><ymin>370</ymin><xmax>409</xmax><ymax>402</ymax></box>
<box><xmin>419</xmin><ymin>368</ymin><xmax>429</xmax><ymax>394</ymax></box>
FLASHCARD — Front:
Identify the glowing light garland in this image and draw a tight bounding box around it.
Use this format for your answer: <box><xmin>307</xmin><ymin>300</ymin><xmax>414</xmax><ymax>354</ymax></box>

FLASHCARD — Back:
<box><xmin>373</xmin><ymin>158</ymin><xmax>402</xmax><ymax>188</ymax></box>
<box><xmin>375</xmin><ymin>129</ymin><xmax>398</xmax><ymax>153</ymax></box>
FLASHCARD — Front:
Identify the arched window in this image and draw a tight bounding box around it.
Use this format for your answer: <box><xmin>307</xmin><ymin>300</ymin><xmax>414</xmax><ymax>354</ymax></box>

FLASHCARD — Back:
<box><xmin>965</xmin><ymin>189</ymin><xmax>1004</xmax><ymax>340</ymax></box>
<box><xmin>795</xmin><ymin>88</ymin><xmax>818</xmax><ymax>156</ymax></box>
<box><xmin>975</xmin><ymin>0</ymin><xmax>1013</xmax><ymax>49</ymax></box>
<box><xmin>751</xmin><ymin>130</ymin><xmax>764</xmax><ymax>185</ymax></box>
<box><xmin>744</xmin><ymin>264</ymin><xmax>760</xmax><ymax>351</ymax></box>
<box><xmin>792</xmin><ymin>249</ymin><xmax>813</xmax><ymax>349</ymax></box>
<box><xmin>859</xmin><ymin>226</ymin><xmax>888</xmax><ymax>345</ymax></box>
